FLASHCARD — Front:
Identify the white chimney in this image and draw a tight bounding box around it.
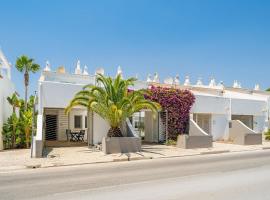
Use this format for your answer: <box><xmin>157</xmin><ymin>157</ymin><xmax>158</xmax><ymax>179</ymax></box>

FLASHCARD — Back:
<box><xmin>209</xmin><ymin>78</ymin><xmax>216</xmax><ymax>87</ymax></box>
<box><xmin>174</xmin><ymin>74</ymin><xmax>180</xmax><ymax>85</ymax></box>
<box><xmin>146</xmin><ymin>74</ymin><xmax>152</xmax><ymax>82</ymax></box>
<box><xmin>254</xmin><ymin>84</ymin><xmax>260</xmax><ymax>91</ymax></box>
<box><xmin>83</xmin><ymin>65</ymin><xmax>89</xmax><ymax>75</ymax></box>
<box><xmin>95</xmin><ymin>68</ymin><xmax>105</xmax><ymax>75</ymax></box>
<box><xmin>153</xmin><ymin>72</ymin><xmax>160</xmax><ymax>83</ymax></box>
<box><xmin>196</xmin><ymin>77</ymin><xmax>203</xmax><ymax>86</ymax></box>
<box><xmin>184</xmin><ymin>76</ymin><xmax>190</xmax><ymax>86</ymax></box>
<box><xmin>75</xmin><ymin>60</ymin><xmax>81</xmax><ymax>75</ymax></box>
<box><xmin>116</xmin><ymin>65</ymin><xmax>123</xmax><ymax>78</ymax></box>
<box><xmin>44</xmin><ymin>60</ymin><xmax>51</xmax><ymax>72</ymax></box>
<box><xmin>233</xmin><ymin>80</ymin><xmax>238</xmax><ymax>88</ymax></box>
<box><xmin>164</xmin><ymin>77</ymin><xmax>174</xmax><ymax>85</ymax></box>
<box><xmin>218</xmin><ymin>81</ymin><xmax>225</xmax><ymax>89</ymax></box>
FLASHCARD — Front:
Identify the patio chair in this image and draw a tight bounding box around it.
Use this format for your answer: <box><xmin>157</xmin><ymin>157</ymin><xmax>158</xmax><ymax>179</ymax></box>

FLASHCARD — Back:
<box><xmin>78</xmin><ymin>130</ymin><xmax>85</xmax><ymax>142</ymax></box>
<box><xmin>66</xmin><ymin>129</ymin><xmax>71</xmax><ymax>141</ymax></box>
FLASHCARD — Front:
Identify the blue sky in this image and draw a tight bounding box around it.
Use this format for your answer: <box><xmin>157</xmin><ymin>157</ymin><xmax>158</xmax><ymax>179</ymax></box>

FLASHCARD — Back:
<box><xmin>1</xmin><ymin>0</ymin><xmax>270</xmax><ymax>96</ymax></box>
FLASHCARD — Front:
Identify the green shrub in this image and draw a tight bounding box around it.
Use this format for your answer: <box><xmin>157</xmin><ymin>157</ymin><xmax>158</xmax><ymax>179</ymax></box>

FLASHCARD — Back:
<box><xmin>265</xmin><ymin>129</ymin><xmax>270</xmax><ymax>141</ymax></box>
<box><xmin>166</xmin><ymin>139</ymin><xmax>177</xmax><ymax>146</ymax></box>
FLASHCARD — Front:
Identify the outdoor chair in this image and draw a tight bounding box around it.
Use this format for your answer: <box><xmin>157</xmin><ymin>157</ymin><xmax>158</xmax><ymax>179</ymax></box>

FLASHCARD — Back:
<box><xmin>78</xmin><ymin>130</ymin><xmax>85</xmax><ymax>142</ymax></box>
<box><xmin>66</xmin><ymin>129</ymin><xmax>71</xmax><ymax>141</ymax></box>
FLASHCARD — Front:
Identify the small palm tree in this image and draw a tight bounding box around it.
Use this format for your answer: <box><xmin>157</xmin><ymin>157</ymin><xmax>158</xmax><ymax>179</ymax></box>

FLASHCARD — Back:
<box><xmin>7</xmin><ymin>92</ymin><xmax>21</xmax><ymax>114</ymax></box>
<box><xmin>15</xmin><ymin>55</ymin><xmax>40</xmax><ymax>111</ymax></box>
<box><xmin>66</xmin><ymin>74</ymin><xmax>160</xmax><ymax>137</ymax></box>
<box><xmin>20</xmin><ymin>110</ymin><xmax>33</xmax><ymax>148</ymax></box>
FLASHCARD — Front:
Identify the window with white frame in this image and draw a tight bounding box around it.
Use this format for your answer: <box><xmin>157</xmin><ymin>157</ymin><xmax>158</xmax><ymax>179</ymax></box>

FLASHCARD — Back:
<box><xmin>74</xmin><ymin>115</ymin><xmax>82</xmax><ymax>129</ymax></box>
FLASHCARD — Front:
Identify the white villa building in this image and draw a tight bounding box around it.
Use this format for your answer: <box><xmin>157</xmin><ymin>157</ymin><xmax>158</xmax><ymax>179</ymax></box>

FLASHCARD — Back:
<box><xmin>33</xmin><ymin>61</ymin><xmax>270</xmax><ymax>157</ymax></box>
<box><xmin>0</xmin><ymin>49</ymin><xmax>15</xmax><ymax>150</ymax></box>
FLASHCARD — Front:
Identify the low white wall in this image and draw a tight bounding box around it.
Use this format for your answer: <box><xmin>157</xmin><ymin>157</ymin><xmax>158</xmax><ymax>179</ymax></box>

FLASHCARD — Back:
<box><xmin>253</xmin><ymin>115</ymin><xmax>265</xmax><ymax>133</ymax></box>
<box><xmin>191</xmin><ymin>95</ymin><xmax>228</xmax><ymax>114</ymax></box>
<box><xmin>189</xmin><ymin>119</ymin><xmax>209</xmax><ymax>136</ymax></box>
<box><xmin>93</xmin><ymin>113</ymin><xmax>110</xmax><ymax>144</ymax></box>
<box><xmin>211</xmin><ymin>114</ymin><xmax>229</xmax><ymax>141</ymax></box>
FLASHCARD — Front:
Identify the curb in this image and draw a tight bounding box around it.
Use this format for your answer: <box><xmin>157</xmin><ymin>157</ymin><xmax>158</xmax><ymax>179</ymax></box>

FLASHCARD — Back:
<box><xmin>200</xmin><ymin>150</ymin><xmax>230</xmax><ymax>155</ymax></box>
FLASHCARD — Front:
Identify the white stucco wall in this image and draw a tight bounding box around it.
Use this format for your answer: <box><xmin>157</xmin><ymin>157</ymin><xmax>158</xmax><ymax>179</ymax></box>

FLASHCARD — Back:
<box><xmin>93</xmin><ymin>113</ymin><xmax>110</xmax><ymax>144</ymax></box>
<box><xmin>231</xmin><ymin>99</ymin><xmax>265</xmax><ymax>116</ymax></box>
<box><xmin>191</xmin><ymin>95</ymin><xmax>229</xmax><ymax>114</ymax></box>
<box><xmin>0</xmin><ymin>76</ymin><xmax>15</xmax><ymax>149</ymax></box>
<box><xmin>40</xmin><ymin>81</ymin><xmax>87</xmax><ymax>109</ymax></box>
<box><xmin>211</xmin><ymin>114</ymin><xmax>229</xmax><ymax>140</ymax></box>
<box><xmin>253</xmin><ymin>115</ymin><xmax>265</xmax><ymax>133</ymax></box>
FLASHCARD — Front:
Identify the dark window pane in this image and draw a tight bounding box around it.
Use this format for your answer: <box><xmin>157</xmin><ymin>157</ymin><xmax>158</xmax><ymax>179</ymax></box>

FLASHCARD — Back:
<box><xmin>85</xmin><ymin>116</ymin><xmax>87</xmax><ymax>128</ymax></box>
<box><xmin>74</xmin><ymin>115</ymin><xmax>82</xmax><ymax>129</ymax></box>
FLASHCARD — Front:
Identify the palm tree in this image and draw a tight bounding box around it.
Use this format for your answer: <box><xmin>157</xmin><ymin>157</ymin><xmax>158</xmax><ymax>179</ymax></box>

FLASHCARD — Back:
<box><xmin>66</xmin><ymin>74</ymin><xmax>160</xmax><ymax>137</ymax></box>
<box><xmin>15</xmin><ymin>55</ymin><xmax>40</xmax><ymax>111</ymax></box>
<box><xmin>7</xmin><ymin>92</ymin><xmax>21</xmax><ymax>114</ymax></box>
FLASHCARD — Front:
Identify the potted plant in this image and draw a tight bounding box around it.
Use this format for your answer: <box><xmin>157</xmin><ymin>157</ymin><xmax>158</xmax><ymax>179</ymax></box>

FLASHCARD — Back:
<box><xmin>66</xmin><ymin>74</ymin><xmax>160</xmax><ymax>154</ymax></box>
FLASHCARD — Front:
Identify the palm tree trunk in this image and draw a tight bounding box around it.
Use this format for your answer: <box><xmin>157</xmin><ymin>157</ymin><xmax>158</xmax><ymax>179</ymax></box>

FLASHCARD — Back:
<box><xmin>24</xmin><ymin>71</ymin><xmax>29</xmax><ymax>111</ymax></box>
<box><xmin>108</xmin><ymin>127</ymin><xmax>123</xmax><ymax>137</ymax></box>
<box><xmin>25</xmin><ymin>128</ymin><xmax>30</xmax><ymax>148</ymax></box>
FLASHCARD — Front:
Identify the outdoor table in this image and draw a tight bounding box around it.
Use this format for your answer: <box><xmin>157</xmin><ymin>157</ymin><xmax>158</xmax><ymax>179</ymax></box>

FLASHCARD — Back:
<box><xmin>70</xmin><ymin>131</ymin><xmax>85</xmax><ymax>142</ymax></box>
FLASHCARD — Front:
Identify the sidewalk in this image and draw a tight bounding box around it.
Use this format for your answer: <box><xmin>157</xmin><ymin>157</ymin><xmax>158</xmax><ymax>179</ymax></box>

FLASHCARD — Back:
<box><xmin>1</xmin><ymin>142</ymin><xmax>270</xmax><ymax>172</ymax></box>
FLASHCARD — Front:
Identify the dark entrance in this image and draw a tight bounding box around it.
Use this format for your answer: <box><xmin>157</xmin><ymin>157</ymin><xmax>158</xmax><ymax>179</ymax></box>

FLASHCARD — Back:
<box><xmin>45</xmin><ymin>115</ymin><xmax>58</xmax><ymax>140</ymax></box>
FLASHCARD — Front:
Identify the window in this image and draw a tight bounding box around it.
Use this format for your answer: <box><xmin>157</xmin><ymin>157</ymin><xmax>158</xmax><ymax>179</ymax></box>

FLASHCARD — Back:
<box><xmin>85</xmin><ymin>116</ymin><xmax>87</xmax><ymax>128</ymax></box>
<box><xmin>74</xmin><ymin>115</ymin><xmax>82</xmax><ymax>129</ymax></box>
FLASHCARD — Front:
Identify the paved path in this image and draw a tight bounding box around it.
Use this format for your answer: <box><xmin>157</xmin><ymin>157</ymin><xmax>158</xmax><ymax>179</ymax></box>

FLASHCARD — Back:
<box><xmin>1</xmin><ymin>142</ymin><xmax>270</xmax><ymax>171</ymax></box>
<box><xmin>1</xmin><ymin>150</ymin><xmax>270</xmax><ymax>199</ymax></box>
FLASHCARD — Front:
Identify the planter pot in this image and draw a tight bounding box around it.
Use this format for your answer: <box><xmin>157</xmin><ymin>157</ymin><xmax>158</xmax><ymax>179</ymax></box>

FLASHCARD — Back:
<box><xmin>102</xmin><ymin>137</ymin><xmax>141</xmax><ymax>154</ymax></box>
<box><xmin>177</xmin><ymin>135</ymin><xmax>213</xmax><ymax>149</ymax></box>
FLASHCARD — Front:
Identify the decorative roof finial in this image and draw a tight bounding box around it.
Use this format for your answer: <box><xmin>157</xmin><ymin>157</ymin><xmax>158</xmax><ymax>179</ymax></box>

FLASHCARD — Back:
<box><xmin>44</xmin><ymin>60</ymin><xmax>51</xmax><ymax>72</ymax></box>
<box><xmin>218</xmin><ymin>81</ymin><xmax>225</xmax><ymax>89</ymax></box>
<box><xmin>83</xmin><ymin>65</ymin><xmax>89</xmax><ymax>75</ymax></box>
<box><xmin>146</xmin><ymin>74</ymin><xmax>152</xmax><ymax>82</ymax></box>
<box><xmin>116</xmin><ymin>65</ymin><xmax>123</xmax><ymax>78</ymax></box>
<box><xmin>233</xmin><ymin>80</ymin><xmax>238</xmax><ymax>88</ymax></box>
<box><xmin>75</xmin><ymin>60</ymin><xmax>81</xmax><ymax>75</ymax></box>
<box><xmin>153</xmin><ymin>72</ymin><xmax>160</xmax><ymax>83</ymax></box>
<box><xmin>184</xmin><ymin>75</ymin><xmax>190</xmax><ymax>86</ymax></box>
<box><xmin>209</xmin><ymin>77</ymin><xmax>216</xmax><ymax>87</ymax></box>
<box><xmin>196</xmin><ymin>77</ymin><xmax>203</xmax><ymax>86</ymax></box>
<box><xmin>174</xmin><ymin>74</ymin><xmax>180</xmax><ymax>85</ymax></box>
<box><xmin>254</xmin><ymin>84</ymin><xmax>260</xmax><ymax>91</ymax></box>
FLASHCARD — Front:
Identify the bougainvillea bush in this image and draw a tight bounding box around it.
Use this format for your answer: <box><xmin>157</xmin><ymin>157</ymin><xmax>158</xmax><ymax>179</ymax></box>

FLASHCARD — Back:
<box><xmin>146</xmin><ymin>86</ymin><xmax>195</xmax><ymax>140</ymax></box>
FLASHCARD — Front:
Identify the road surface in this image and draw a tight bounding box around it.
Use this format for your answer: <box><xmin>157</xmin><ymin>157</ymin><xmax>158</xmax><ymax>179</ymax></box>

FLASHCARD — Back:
<box><xmin>1</xmin><ymin>150</ymin><xmax>270</xmax><ymax>200</ymax></box>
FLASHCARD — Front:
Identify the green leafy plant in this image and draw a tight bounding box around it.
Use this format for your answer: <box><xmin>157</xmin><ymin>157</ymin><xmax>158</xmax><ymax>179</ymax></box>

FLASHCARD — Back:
<box><xmin>165</xmin><ymin>139</ymin><xmax>177</xmax><ymax>146</ymax></box>
<box><xmin>66</xmin><ymin>74</ymin><xmax>160</xmax><ymax>137</ymax></box>
<box><xmin>19</xmin><ymin>110</ymin><xmax>33</xmax><ymax>148</ymax></box>
<box><xmin>7</xmin><ymin>92</ymin><xmax>21</xmax><ymax>114</ymax></box>
<box><xmin>2</xmin><ymin>94</ymin><xmax>36</xmax><ymax>149</ymax></box>
<box><xmin>2</xmin><ymin>114</ymin><xmax>20</xmax><ymax>149</ymax></box>
<box><xmin>265</xmin><ymin>129</ymin><xmax>270</xmax><ymax>140</ymax></box>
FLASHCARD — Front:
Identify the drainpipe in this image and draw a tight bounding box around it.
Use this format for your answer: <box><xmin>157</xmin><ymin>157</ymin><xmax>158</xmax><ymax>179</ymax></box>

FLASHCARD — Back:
<box><xmin>229</xmin><ymin>95</ymin><xmax>232</xmax><ymax>121</ymax></box>
<box><xmin>31</xmin><ymin>91</ymin><xmax>38</xmax><ymax>158</ymax></box>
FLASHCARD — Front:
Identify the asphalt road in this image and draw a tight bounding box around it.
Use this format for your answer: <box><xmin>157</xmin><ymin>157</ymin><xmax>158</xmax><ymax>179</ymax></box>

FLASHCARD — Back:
<box><xmin>1</xmin><ymin>150</ymin><xmax>270</xmax><ymax>200</ymax></box>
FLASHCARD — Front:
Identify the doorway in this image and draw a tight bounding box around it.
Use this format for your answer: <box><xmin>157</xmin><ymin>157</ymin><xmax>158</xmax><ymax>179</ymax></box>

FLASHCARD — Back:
<box><xmin>45</xmin><ymin>115</ymin><xmax>58</xmax><ymax>140</ymax></box>
<box><xmin>193</xmin><ymin>114</ymin><xmax>212</xmax><ymax>135</ymax></box>
<box><xmin>232</xmin><ymin>115</ymin><xmax>253</xmax><ymax>129</ymax></box>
